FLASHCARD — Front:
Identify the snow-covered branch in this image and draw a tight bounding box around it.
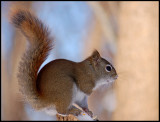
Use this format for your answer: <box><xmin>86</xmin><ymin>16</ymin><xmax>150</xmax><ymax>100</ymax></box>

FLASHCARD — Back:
<box><xmin>56</xmin><ymin>107</ymin><xmax>98</xmax><ymax>121</ymax></box>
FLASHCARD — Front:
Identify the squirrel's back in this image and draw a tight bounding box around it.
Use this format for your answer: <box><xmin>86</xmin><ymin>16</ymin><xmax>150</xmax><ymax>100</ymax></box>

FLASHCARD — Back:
<box><xmin>11</xmin><ymin>9</ymin><xmax>53</xmax><ymax>109</ymax></box>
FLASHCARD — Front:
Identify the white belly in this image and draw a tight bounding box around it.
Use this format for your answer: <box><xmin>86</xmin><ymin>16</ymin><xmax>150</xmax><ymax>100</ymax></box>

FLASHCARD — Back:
<box><xmin>72</xmin><ymin>83</ymin><xmax>86</xmax><ymax>104</ymax></box>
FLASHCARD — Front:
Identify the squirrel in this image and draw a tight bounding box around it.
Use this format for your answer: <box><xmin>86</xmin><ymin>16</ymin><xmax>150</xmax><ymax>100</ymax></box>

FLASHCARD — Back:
<box><xmin>11</xmin><ymin>9</ymin><xmax>118</xmax><ymax>117</ymax></box>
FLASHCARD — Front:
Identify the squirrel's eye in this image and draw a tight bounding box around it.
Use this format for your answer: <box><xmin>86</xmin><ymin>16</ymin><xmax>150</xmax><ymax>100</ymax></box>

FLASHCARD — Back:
<box><xmin>105</xmin><ymin>64</ymin><xmax>112</xmax><ymax>72</ymax></box>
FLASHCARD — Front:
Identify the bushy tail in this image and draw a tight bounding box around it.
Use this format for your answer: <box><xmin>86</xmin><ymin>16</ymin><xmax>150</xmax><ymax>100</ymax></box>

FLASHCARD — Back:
<box><xmin>11</xmin><ymin>9</ymin><xmax>53</xmax><ymax>109</ymax></box>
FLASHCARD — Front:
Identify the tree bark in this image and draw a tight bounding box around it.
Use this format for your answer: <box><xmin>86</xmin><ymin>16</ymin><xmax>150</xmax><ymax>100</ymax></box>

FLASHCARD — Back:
<box><xmin>112</xmin><ymin>1</ymin><xmax>159</xmax><ymax>120</ymax></box>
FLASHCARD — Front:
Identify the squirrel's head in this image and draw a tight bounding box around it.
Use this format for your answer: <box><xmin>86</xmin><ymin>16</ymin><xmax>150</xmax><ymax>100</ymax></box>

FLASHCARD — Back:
<box><xmin>88</xmin><ymin>50</ymin><xmax>118</xmax><ymax>89</ymax></box>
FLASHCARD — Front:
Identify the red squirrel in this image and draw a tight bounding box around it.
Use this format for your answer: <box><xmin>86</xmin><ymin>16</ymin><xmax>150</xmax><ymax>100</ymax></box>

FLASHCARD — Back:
<box><xmin>11</xmin><ymin>9</ymin><xmax>118</xmax><ymax>117</ymax></box>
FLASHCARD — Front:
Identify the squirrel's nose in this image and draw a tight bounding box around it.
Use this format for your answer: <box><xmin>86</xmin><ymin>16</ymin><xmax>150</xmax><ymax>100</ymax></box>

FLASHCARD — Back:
<box><xmin>115</xmin><ymin>75</ymin><xmax>118</xmax><ymax>79</ymax></box>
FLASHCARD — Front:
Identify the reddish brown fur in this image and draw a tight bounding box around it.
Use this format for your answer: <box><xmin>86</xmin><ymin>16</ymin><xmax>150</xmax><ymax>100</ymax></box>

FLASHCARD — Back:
<box><xmin>11</xmin><ymin>9</ymin><xmax>53</xmax><ymax>109</ymax></box>
<box><xmin>11</xmin><ymin>9</ymin><xmax>117</xmax><ymax>116</ymax></box>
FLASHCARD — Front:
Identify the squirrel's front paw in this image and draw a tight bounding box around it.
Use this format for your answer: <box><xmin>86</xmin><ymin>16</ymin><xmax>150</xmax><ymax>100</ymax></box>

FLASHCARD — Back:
<box><xmin>68</xmin><ymin>106</ymin><xmax>82</xmax><ymax>116</ymax></box>
<box><xmin>82</xmin><ymin>108</ymin><xmax>93</xmax><ymax>117</ymax></box>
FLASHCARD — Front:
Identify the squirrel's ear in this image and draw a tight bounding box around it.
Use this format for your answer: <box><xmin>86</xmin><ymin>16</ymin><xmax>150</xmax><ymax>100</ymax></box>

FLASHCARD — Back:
<box><xmin>91</xmin><ymin>50</ymin><xmax>101</xmax><ymax>63</ymax></box>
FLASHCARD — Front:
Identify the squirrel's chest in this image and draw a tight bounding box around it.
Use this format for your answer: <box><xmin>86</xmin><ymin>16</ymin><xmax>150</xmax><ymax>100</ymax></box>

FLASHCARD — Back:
<box><xmin>72</xmin><ymin>83</ymin><xmax>86</xmax><ymax>103</ymax></box>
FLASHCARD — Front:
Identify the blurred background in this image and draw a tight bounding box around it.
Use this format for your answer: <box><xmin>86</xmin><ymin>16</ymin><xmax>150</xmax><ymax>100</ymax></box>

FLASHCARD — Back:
<box><xmin>1</xmin><ymin>1</ymin><xmax>159</xmax><ymax>120</ymax></box>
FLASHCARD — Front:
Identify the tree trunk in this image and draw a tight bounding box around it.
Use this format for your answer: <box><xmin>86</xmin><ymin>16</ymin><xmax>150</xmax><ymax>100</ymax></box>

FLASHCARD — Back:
<box><xmin>112</xmin><ymin>1</ymin><xmax>158</xmax><ymax>120</ymax></box>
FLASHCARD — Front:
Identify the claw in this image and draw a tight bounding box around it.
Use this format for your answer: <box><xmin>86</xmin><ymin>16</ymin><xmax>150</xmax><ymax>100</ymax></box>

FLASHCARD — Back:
<box><xmin>82</xmin><ymin>108</ymin><xmax>93</xmax><ymax>117</ymax></box>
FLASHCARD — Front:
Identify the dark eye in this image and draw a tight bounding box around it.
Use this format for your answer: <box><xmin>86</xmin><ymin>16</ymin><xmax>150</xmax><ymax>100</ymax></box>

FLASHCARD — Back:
<box><xmin>105</xmin><ymin>64</ymin><xmax>112</xmax><ymax>72</ymax></box>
